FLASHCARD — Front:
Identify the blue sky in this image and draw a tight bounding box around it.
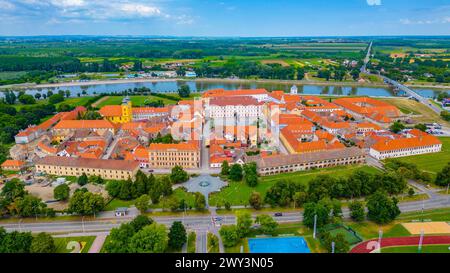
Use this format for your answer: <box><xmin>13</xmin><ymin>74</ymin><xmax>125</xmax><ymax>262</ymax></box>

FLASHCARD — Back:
<box><xmin>0</xmin><ymin>0</ymin><xmax>449</xmax><ymax>36</ymax></box>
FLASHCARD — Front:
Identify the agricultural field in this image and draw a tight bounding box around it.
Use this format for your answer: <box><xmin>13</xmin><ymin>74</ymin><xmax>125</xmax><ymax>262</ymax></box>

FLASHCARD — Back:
<box><xmin>209</xmin><ymin>165</ymin><xmax>380</xmax><ymax>206</ymax></box>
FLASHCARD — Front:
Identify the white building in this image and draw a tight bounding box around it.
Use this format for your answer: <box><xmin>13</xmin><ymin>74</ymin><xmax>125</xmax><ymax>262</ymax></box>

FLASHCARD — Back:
<box><xmin>207</xmin><ymin>96</ymin><xmax>264</xmax><ymax>119</ymax></box>
<box><xmin>369</xmin><ymin>130</ymin><xmax>442</xmax><ymax>160</ymax></box>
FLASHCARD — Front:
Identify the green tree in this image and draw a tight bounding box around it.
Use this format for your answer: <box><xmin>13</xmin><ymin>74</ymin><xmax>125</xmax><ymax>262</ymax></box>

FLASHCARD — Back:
<box><xmin>53</xmin><ymin>184</ymin><xmax>70</xmax><ymax>201</ymax></box>
<box><xmin>68</xmin><ymin>190</ymin><xmax>104</xmax><ymax>216</ymax></box>
<box><xmin>366</xmin><ymin>190</ymin><xmax>401</xmax><ymax>224</ymax></box>
<box><xmin>168</xmin><ymin>221</ymin><xmax>187</xmax><ymax>250</ymax></box>
<box><xmin>293</xmin><ymin>191</ymin><xmax>308</xmax><ymax>208</ymax></box>
<box><xmin>221</xmin><ymin>161</ymin><xmax>230</xmax><ymax>176</ymax></box>
<box><xmin>170</xmin><ymin>166</ymin><xmax>189</xmax><ymax>184</ymax></box>
<box><xmin>30</xmin><ymin>232</ymin><xmax>56</xmax><ymax>253</ymax></box>
<box><xmin>194</xmin><ymin>192</ymin><xmax>206</xmax><ymax>211</ymax></box>
<box><xmin>130</xmin><ymin>215</ymin><xmax>153</xmax><ymax>232</ymax></box>
<box><xmin>243</xmin><ymin>162</ymin><xmax>258</xmax><ymax>187</ymax></box>
<box><xmin>177</xmin><ymin>85</ymin><xmax>191</xmax><ymax>98</ymax></box>
<box><xmin>219</xmin><ymin>225</ymin><xmax>240</xmax><ymax>247</ymax></box>
<box><xmin>349</xmin><ymin>200</ymin><xmax>365</xmax><ymax>222</ymax></box>
<box><xmin>106</xmin><ymin>180</ymin><xmax>121</xmax><ymax>198</ymax></box>
<box><xmin>0</xmin><ymin>230</ymin><xmax>32</xmax><ymax>253</ymax></box>
<box><xmin>48</xmin><ymin>94</ymin><xmax>65</xmax><ymax>104</ymax></box>
<box><xmin>255</xmin><ymin>214</ymin><xmax>278</xmax><ymax>236</ymax></box>
<box><xmin>102</xmin><ymin>223</ymin><xmax>135</xmax><ymax>253</ymax></box>
<box><xmin>129</xmin><ymin>223</ymin><xmax>168</xmax><ymax>253</ymax></box>
<box><xmin>13</xmin><ymin>194</ymin><xmax>47</xmax><ymax>217</ymax></box>
<box><xmin>236</xmin><ymin>211</ymin><xmax>252</xmax><ymax>238</ymax></box>
<box><xmin>77</xmin><ymin>173</ymin><xmax>88</xmax><ymax>186</ymax></box>
<box><xmin>249</xmin><ymin>192</ymin><xmax>263</xmax><ymax>210</ymax></box>
<box><xmin>302</xmin><ymin>201</ymin><xmax>331</xmax><ymax>229</ymax></box>
<box><xmin>229</xmin><ymin>164</ymin><xmax>243</xmax><ymax>181</ymax></box>
<box><xmin>389</xmin><ymin>121</ymin><xmax>405</xmax><ymax>134</ymax></box>
<box><xmin>435</xmin><ymin>163</ymin><xmax>450</xmax><ymax>187</ymax></box>
<box><xmin>18</xmin><ymin>94</ymin><xmax>36</xmax><ymax>105</ymax></box>
<box><xmin>135</xmin><ymin>194</ymin><xmax>150</xmax><ymax>214</ymax></box>
<box><xmin>321</xmin><ymin>232</ymin><xmax>350</xmax><ymax>253</ymax></box>
<box><xmin>413</xmin><ymin>123</ymin><xmax>427</xmax><ymax>132</ymax></box>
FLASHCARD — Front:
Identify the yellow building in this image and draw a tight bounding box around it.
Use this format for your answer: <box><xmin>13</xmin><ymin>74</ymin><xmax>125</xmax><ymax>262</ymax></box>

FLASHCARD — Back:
<box><xmin>99</xmin><ymin>97</ymin><xmax>132</xmax><ymax>124</ymax></box>
<box><xmin>35</xmin><ymin>156</ymin><xmax>140</xmax><ymax>180</ymax></box>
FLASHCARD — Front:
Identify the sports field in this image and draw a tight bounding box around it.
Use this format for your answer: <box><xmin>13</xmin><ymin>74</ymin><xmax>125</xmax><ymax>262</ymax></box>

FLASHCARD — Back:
<box><xmin>402</xmin><ymin>222</ymin><xmax>450</xmax><ymax>235</ymax></box>
<box><xmin>381</xmin><ymin>244</ymin><xmax>450</xmax><ymax>253</ymax></box>
<box><xmin>350</xmin><ymin>236</ymin><xmax>450</xmax><ymax>253</ymax></box>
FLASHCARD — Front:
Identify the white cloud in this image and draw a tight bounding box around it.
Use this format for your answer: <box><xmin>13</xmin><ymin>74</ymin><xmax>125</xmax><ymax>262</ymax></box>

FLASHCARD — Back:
<box><xmin>0</xmin><ymin>0</ymin><xmax>15</xmax><ymax>10</ymax></box>
<box><xmin>366</xmin><ymin>0</ymin><xmax>381</xmax><ymax>6</ymax></box>
<box><xmin>51</xmin><ymin>0</ymin><xmax>85</xmax><ymax>7</ymax></box>
<box><xmin>119</xmin><ymin>3</ymin><xmax>161</xmax><ymax>17</ymax></box>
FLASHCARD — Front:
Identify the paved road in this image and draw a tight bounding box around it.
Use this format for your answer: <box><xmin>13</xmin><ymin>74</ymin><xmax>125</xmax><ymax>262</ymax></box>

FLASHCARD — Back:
<box><xmin>2</xmin><ymin>192</ymin><xmax>449</xmax><ymax>234</ymax></box>
<box><xmin>196</xmin><ymin>231</ymin><xmax>207</xmax><ymax>253</ymax></box>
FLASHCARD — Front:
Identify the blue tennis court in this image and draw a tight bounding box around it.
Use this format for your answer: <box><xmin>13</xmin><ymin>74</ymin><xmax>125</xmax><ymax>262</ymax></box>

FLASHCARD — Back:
<box><xmin>248</xmin><ymin>236</ymin><xmax>311</xmax><ymax>253</ymax></box>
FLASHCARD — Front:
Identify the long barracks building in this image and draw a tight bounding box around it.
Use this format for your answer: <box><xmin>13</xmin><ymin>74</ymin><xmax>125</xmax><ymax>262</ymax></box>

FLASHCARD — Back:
<box><xmin>35</xmin><ymin>156</ymin><xmax>140</xmax><ymax>180</ymax></box>
<box><xmin>247</xmin><ymin>147</ymin><xmax>366</xmax><ymax>176</ymax></box>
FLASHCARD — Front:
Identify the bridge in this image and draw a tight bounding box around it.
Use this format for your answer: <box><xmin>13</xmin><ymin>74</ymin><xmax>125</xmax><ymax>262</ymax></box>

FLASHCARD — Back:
<box><xmin>361</xmin><ymin>42</ymin><xmax>442</xmax><ymax>115</ymax></box>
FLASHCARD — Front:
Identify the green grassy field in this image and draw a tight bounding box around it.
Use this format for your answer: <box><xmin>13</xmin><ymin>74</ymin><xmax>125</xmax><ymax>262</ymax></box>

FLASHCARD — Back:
<box><xmin>346</xmin><ymin>208</ymin><xmax>450</xmax><ymax>240</ymax></box>
<box><xmin>209</xmin><ymin>165</ymin><xmax>381</xmax><ymax>206</ymax></box>
<box><xmin>396</xmin><ymin>137</ymin><xmax>450</xmax><ymax>175</ymax></box>
<box><xmin>95</xmin><ymin>95</ymin><xmax>179</xmax><ymax>108</ymax></box>
<box><xmin>381</xmin><ymin>245</ymin><xmax>450</xmax><ymax>253</ymax></box>
<box><xmin>54</xmin><ymin>236</ymin><xmax>96</xmax><ymax>253</ymax></box>
<box><xmin>103</xmin><ymin>198</ymin><xmax>136</xmax><ymax>211</ymax></box>
<box><xmin>187</xmin><ymin>232</ymin><xmax>196</xmax><ymax>253</ymax></box>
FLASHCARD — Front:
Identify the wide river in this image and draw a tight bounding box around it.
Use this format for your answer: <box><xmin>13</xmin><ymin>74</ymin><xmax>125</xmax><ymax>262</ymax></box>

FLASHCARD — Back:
<box><xmin>2</xmin><ymin>80</ymin><xmax>449</xmax><ymax>98</ymax></box>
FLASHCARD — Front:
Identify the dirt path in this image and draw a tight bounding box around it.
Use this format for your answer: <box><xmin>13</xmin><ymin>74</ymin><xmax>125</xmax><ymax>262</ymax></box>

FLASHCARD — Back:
<box><xmin>91</xmin><ymin>96</ymin><xmax>110</xmax><ymax>108</ymax></box>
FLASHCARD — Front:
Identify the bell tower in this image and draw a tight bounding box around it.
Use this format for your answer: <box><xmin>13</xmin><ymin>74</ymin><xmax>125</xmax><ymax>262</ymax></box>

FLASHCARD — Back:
<box><xmin>121</xmin><ymin>96</ymin><xmax>132</xmax><ymax>122</ymax></box>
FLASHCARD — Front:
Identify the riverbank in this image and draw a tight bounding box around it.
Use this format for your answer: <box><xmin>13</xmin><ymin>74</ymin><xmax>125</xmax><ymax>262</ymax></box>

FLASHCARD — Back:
<box><xmin>1</xmin><ymin>77</ymin><xmax>449</xmax><ymax>91</ymax></box>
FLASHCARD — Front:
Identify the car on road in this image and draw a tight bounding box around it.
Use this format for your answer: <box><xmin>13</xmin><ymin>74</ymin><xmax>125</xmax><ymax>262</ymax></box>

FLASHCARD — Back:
<box><xmin>274</xmin><ymin>212</ymin><xmax>283</xmax><ymax>217</ymax></box>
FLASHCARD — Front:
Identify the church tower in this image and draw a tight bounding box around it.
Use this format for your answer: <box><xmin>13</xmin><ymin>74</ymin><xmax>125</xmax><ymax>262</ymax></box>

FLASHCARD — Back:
<box><xmin>290</xmin><ymin>85</ymin><xmax>298</xmax><ymax>95</ymax></box>
<box><xmin>121</xmin><ymin>96</ymin><xmax>132</xmax><ymax>123</ymax></box>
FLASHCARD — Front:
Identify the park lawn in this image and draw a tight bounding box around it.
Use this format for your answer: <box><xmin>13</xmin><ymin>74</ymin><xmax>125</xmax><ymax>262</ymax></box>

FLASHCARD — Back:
<box><xmin>397</xmin><ymin>208</ymin><xmax>450</xmax><ymax>222</ymax></box>
<box><xmin>150</xmin><ymin>188</ymin><xmax>196</xmax><ymax>209</ymax></box>
<box><xmin>209</xmin><ymin>165</ymin><xmax>380</xmax><ymax>206</ymax></box>
<box><xmin>345</xmin><ymin>221</ymin><xmax>410</xmax><ymax>241</ymax></box>
<box><xmin>395</xmin><ymin>137</ymin><xmax>450</xmax><ymax>175</ymax></box>
<box><xmin>346</xmin><ymin>208</ymin><xmax>450</xmax><ymax>240</ymax></box>
<box><xmin>381</xmin><ymin>245</ymin><xmax>450</xmax><ymax>253</ymax></box>
<box><xmin>55</xmin><ymin>96</ymin><xmax>93</xmax><ymax>107</ymax></box>
<box><xmin>95</xmin><ymin>95</ymin><xmax>178</xmax><ymax>108</ymax></box>
<box><xmin>54</xmin><ymin>236</ymin><xmax>96</xmax><ymax>253</ymax></box>
<box><xmin>103</xmin><ymin>198</ymin><xmax>135</xmax><ymax>211</ymax></box>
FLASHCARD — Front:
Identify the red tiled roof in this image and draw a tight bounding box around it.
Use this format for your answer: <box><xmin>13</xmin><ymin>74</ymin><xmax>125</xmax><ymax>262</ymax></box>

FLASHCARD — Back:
<box><xmin>54</xmin><ymin>120</ymin><xmax>114</xmax><ymax>130</ymax></box>
<box><xmin>372</xmin><ymin>133</ymin><xmax>442</xmax><ymax>152</ymax></box>
<box><xmin>1</xmin><ymin>160</ymin><xmax>25</xmax><ymax>168</ymax></box>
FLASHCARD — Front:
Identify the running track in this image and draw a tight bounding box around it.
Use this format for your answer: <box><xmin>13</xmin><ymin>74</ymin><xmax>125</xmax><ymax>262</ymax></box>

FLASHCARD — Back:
<box><xmin>350</xmin><ymin>236</ymin><xmax>450</xmax><ymax>253</ymax></box>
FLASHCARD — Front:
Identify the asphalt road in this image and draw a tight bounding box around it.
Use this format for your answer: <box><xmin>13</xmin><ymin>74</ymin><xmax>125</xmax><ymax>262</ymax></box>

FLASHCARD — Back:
<box><xmin>2</xmin><ymin>194</ymin><xmax>449</xmax><ymax>234</ymax></box>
